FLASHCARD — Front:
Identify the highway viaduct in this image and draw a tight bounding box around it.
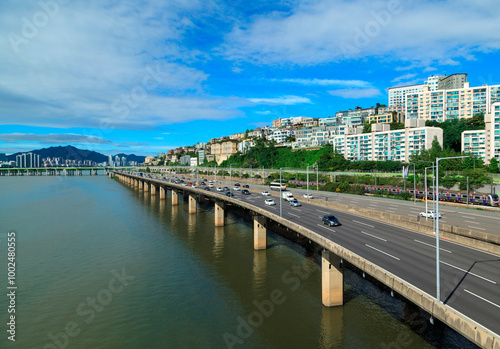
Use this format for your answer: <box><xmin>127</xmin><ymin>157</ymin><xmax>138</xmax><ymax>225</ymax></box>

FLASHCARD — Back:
<box><xmin>112</xmin><ymin>171</ymin><xmax>500</xmax><ymax>349</ymax></box>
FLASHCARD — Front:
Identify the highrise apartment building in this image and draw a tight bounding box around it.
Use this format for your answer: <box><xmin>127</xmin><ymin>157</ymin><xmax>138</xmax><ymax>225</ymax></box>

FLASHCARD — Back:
<box><xmin>406</xmin><ymin>82</ymin><xmax>500</xmax><ymax>122</ymax></box>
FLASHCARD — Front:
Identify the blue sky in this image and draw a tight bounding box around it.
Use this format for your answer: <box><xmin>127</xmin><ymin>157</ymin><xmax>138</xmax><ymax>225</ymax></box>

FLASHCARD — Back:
<box><xmin>1</xmin><ymin>0</ymin><xmax>500</xmax><ymax>156</ymax></box>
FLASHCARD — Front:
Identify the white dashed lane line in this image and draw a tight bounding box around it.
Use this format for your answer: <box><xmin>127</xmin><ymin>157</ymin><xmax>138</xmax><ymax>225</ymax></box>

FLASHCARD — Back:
<box><xmin>365</xmin><ymin>244</ymin><xmax>400</xmax><ymax>260</ymax></box>
<box><xmin>464</xmin><ymin>289</ymin><xmax>500</xmax><ymax>309</ymax></box>
<box><xmin>361</xmin><ymin>231</ymin><xmax>387</xmax><ymax>242</ymax></box>
<box><xmin>353</xmin><ymin>220</ymin><xmax>375</xmax><ymax>228</ymax></box>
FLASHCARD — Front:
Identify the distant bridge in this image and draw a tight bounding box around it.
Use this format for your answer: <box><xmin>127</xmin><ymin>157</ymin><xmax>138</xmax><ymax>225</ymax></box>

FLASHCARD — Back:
<box><xmin>0</xmin><ymin>167</ymin><xmax>133</xmax><ymax>176</ymax></box>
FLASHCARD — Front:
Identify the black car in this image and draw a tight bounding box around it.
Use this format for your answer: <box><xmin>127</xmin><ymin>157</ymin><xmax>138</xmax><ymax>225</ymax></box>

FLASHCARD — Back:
<box><xmin>200</xmin><ymin>181</ymin><xmax>206</xmax><ymax>185</ymax></box>
<box><xmin>204</xmin><ymin>187</ymin><xmax>211</xmax><ymax>191</ymax></box>
<box><xmin>322</xmin><ymin>215</ymin><xmax>340</xmax><ymax>226</ymax></box>
<box><xmin>241</xmin><ymin>189</ymin><xmax>250</xmax><ymax>195</ymax></box>
<box><xmin>223</xmin><ymin>186</ymin><xmax>230</xmax><ymax>191</ymax></box>
<box><xmin>226</xmin><ymin>192</ymin><xmax>234</xmax><ymax>197</ymax></box>
<box><xmin>243</xmin><ymin>185</ymin><xmax>249</xmax><ymax>188</ymax></box>
<box><xmin>234</xmin><ymin>183</ymin><xmax>240</xmax><ymax>187</ymax></box>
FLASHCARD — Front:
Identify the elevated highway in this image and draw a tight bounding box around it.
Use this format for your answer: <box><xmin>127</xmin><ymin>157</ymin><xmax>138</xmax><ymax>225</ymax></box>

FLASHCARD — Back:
<box><xmin>113</xmin><ymin>171</ymin><xmax>500</xmax><ymax>349</ymax></box>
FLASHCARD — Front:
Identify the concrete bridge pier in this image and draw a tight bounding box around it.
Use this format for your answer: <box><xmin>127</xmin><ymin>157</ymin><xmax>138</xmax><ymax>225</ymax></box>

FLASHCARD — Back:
<box><xmin>322</xmin><ymin>250</ymin><xmax>343</xmax><ymax>307</ymax></box>
<box><xmin>150</xmin><ymin>183</ymin><xmax>156</xmax><ymax>195</ymax></box>
<box><xmin>109</xmin><ymin>172</ymin><xmax>112</xmax><ymax>179</ymax></box>
<box><xmin>144</xmin><ymin>182</ymin><xmax>149</xmax><ymax>192</ymax></box>
<box><xmin>215</xmin><ymin>201</ymin><xmax>225</xmax><ymax>227</ymax></box>
<box><xmin>253</xmin><ymin>215</ymin><xmax>267</xmax><ymax>250</ymax></box>
<box><xmin>188</xmin><ymin>194</ymin><xmax>197</xmax><ymax>214</ymax></box>
<box><xmin>138</xmin><ymin>180</ymin><xmax>143</xmax><ymax>190</ymax></box>
<box><xmin>171</xmin><ymin>190</ymin><xmax>179</xmax><ymax>206</ymax></box>
<box><xmin>135</xmin><ymin>179</ymin><xmax>139</xmax><ymax>188</ymax></box>
<box><xmin>159</xmin><ymin>186</ymin><xmax>166</xmax><ymax>199</ymax></box>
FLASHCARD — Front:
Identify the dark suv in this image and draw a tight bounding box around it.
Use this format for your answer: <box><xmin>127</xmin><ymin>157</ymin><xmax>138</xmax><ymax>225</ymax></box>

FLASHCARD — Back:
<box><xmin>322</xmin><ymin>215</ymin><xmax>340</xmax><ymax>226</ymax></box>
<box><xmin>241</xmin><ymin>189</ymin><xmax>250</xmax><ymax>195</ymax></box>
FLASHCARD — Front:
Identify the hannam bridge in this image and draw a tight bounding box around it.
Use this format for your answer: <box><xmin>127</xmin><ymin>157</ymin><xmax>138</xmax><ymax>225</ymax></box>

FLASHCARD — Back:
<box><xmin>112</xmin><ymin>170</ymin><xmax>500</xmax><ymax>349</ymax></box>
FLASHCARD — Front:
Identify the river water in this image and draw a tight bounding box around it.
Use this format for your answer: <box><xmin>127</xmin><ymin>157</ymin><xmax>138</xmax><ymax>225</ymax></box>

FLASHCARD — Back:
<box><xmin>0</xmin><ymin>176</ymin><xmax>476</xmax><ymax>348</ymax></box>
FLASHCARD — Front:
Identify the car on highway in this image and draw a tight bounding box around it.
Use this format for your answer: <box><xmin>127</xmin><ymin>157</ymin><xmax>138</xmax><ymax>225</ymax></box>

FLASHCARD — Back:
<box><xmin>262</xmin><ymin>191</ymin><xmax>271</xmax><ymax>196</ymax></box>
<box><xmin>322</xmin><ymin>215</ymin><xmax>340</xmax><ymax>226</ymax></box>
<box><xmin>233</xmin><ymin>186</ymin><xmax>241</xmax><ymax>191</ymax></box>
<box><xmin>241</xmin><ymin>189</ymin><xmax>250</xmax><ymax>195</ymax></box>
<box><xmin>234</xmin><ymin>183</ymin><xmax>240</xmax><ymax>187</ymax></box>
<box><xmin>226</xmin><ymin>192</ymin><xmax>234</xmax><ymax>197</ymax></box>
<box><xmin>265</xmin><ymin>199</ymin><xmax>276</xmax><ymax>206</ymax></box>
<box><xmin>223</xmin><ymin>186</ymin><xmax>230</xmax><ymax>191</ymax></box>
<box><xmin>204</xmin><ymin>187</ymin><xmax>211</xmax><ymax>191</ymax></box>
<box><xmin>419</xmin><ymin>211</ymin><xmax>442</xmax><ymax>219</ymax></box>
<box><xmin>216</xmin><ymin>187</ymin><xmax>223</xmax><ymax>192</ymax></box>
<box><xmin>289</xmin><ymin>199</ymin><xmax>301</xmax><ymax>207</ymax></box>
<box><xmin>303</xmin><ymin>193</ymin><xmax>314</xmax><ymax>199</ymax></box>
<box><xmin>208</xmin><ymin>183</ymin><xmax>214</xmax><ymax>188</ymax></box>
<box><xmin>200</xmin><ymin>181</ymin><xmax>205</xmax><ymax>185</ymax></box>
<box><xmin>243</xmin><ymin>185</ymin><xmax>249</xmax><ymax>188</ymax></box>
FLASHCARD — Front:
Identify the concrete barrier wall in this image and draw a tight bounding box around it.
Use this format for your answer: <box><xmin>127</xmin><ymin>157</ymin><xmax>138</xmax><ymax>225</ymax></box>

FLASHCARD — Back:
<box><xmin>115</xmin><ymin>173</ymin><xmax>499</xmax><ymax>348</ymax></box>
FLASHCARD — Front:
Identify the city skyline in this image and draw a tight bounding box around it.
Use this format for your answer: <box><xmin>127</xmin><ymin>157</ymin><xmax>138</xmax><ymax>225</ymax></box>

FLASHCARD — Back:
<box><xmin>1</xmin><ymin>0</ymin><xmax>500</xmax><ymax>156</ymax></box>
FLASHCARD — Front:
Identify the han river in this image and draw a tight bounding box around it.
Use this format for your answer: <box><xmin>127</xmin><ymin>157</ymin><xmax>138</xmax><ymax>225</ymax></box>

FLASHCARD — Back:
<box><xmin>0</xmin><ymin>176</ymin><xmax>477</xmax><ymax>348</ymax></box>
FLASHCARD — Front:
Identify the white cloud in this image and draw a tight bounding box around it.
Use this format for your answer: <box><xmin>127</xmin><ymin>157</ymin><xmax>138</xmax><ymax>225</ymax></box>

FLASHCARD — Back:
<box><xmin>391</xmin><ymin>73</ymin><xmax>417</xmax><ymax>83</ymax></box>
<box><xmin>328</xmin><ymin>88</ymin><xmax>381</xmax><ymax>99</ymax></box>
<box><xmin>0</xmin><ymin>133</ymin><xmax>111</xmax><ymax>144</ymax></box>
<box><xmin>0</xmin><ymin>0</ymin><xmax>242</xmax><ymax>130</ymax></box>
<box><xmin>423</xmin><ymin>66</ymin><xmax>438</xmax><ymax>72</ymax></box>
<box><xmin>273</xmin><ymin>78</ymin><xmax>372</xmax><ymax>88</ymax></box>
<box><xmin>248</xmin><ymin>96</ymin><xmax>312</xmax><ymax>105</ymax></box>
<box><xmin>255</xmin><ymin>110</ymin><xmax>272</xmax><ymax>115</ymax></box>
<box><xmin>220</xmin><ymin>0</ymin><xmax>500</xmax><ymax>65</ymax></box>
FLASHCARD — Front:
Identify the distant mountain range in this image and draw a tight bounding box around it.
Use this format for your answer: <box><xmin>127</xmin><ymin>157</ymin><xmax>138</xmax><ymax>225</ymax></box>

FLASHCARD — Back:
<box><xmin>5</xmin><ymin>145</ymin><xmax>146</xmax><ymax>163</ymax></box>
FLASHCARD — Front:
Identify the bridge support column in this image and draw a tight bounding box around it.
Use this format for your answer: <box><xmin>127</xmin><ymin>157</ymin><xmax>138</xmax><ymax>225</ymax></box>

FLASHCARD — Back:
<box><xmin>215</xmin><ymin>201</ymin><xmax>225</xmax><ymax>227</ymax></box>
<box><xmin>253</xmin><ymin>215</ymin><xmax>267</xmax><ymax>250</ymax></box>
<box><xmin>150</xmin><ymin>184</ymin><xmax>156</xmax><ymax>195</ymax></box>
<box><xmin>322</xmin><ymin>250</ymin><xmax>343</xmax><ymax>307</ymax></box>
<box><xmin>135</xmin><ymin>179</ymin><xmax>139</xmax><ymax>188</ymax></box>
<box><xmin>171</xmin><ymin>190</ymin><xmax>179</xmax><ymax>206</ymax></box>
<box><xmin>159</xmin><ymin>186</ymin><xmax>166</xmax><ymax>199</ymax></box>
<box><xmin>144</xmin><ymin>182</ymin><xmax>149</xmax><ymax>192</ymax></box>
<box><xmin>138</xmin><ymin>180</ymin><xmax>143</xmax><ymax>190</ymax></box>
<box><xmin>188</xmin><ymin>194</ymin><xmax>197</xmax><ymax>214</ymax></box>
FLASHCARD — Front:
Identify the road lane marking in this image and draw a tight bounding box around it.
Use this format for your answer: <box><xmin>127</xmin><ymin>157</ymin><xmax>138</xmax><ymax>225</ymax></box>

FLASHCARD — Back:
<box><xmin>318</xmin><ymin>210</ymin><xmax>330</xmax><ymax>214</ymax></box>
<box><xmin>464</xmin><ymin>221</ymin><xmax>476</xmax><ymax>224</ymax></box>
<box><xmin>317</xmin><ymin>224</ymin><xmax>335</xmax><ymax>232</ymax></box>
<box><xmin>414</xmin><ymin>239</ymin><xmax>452</xmax><ymax>253</ymax></box>
<box><xmin>468</xmin><ymin>226</ymin><xmax>486</xmax><ymax>231</ymax></box>
<box><xmin>288</xmin><ymin>212</ymin><xmax>301</xmax><ymax>218</ymax></box>
<box><xmin>290</xmin><ymin>208</ymin><xmax>302</xmax><ymax>212</ymax></box>
<box><xmin>361</xmin><ymin>231</ymin><xmax>387</xmax><ymax>242</ymax></box>
<box><xmin>365</xmin><ymin>244</ymin><xmax>400</xmax><ymax>260</ymax></box>
<box><xmin>353</xmin><ymin>220</ymin><xmax>375</xmax><ymax>228</ymax></box>
<box><xmin>440</xmin><ymin>261</ymin><xmax>496</xmax><ymax>284</ymax></box>
<box><xmin>464</xmin><ymin>289</ymin><xmax>500</xmax><ymax>309</ymax></box>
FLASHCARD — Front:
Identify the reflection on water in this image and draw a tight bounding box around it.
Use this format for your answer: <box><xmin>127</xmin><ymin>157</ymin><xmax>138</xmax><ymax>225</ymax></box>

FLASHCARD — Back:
<box><xmin>252</xmin><ymin>251</ymin><xmax>267</xmax><ymax>297</ymax></box>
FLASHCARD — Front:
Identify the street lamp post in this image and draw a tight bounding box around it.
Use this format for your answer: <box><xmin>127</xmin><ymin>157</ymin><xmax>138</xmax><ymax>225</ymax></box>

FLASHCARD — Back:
<box><xmin>410</xmin><ymin>163</ymin><xmax>416</xmax><ymax>204</ymax></box>
<box><xmin>424</xmin><ymin>166</ymin><xmax>434</xmax><ymax>221</ymax></box>
<box><xmin>435</xmin><ymin>155</ymin><xmax>469</xmax><ymax>302</ymax></box>
<box><xmin>280</xmin><ymin>168</ymin><xmax>283</xmax><ymax>217</ymax></box>
<box><xmin>307</xmin><ymin>165</ymin><xmax>309</xmax><ymax>198</ymax></box>
<box><xmin>316</xmin><ymin>164</ymin><xmax>319</xmax><ymax>191</ymax></box>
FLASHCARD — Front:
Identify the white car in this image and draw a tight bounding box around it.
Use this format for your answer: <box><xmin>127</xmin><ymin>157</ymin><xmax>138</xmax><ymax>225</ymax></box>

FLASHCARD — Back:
<box><xmin>419</xmin><ymin>211</ymin><xmax>442</xmax><ymax>219</ymax></box>
<box><xmin>262</xmin><ymin>191</ymin><xmax>271</xmax><ymax>196</ymax></box>
<box><xmin>303</xmin><ymin>193</ymin><xmax>314</xmax><ymax>199</ymax></box>
<box><xmin>233</xmin><ymin>186</ymin><xmax>241</xmax><ymax>191</ymax></box>
<box><xmin>216</xmin><ymin>187</ymin><xmax>223</xmax><ymax>192</ymax></box>
<box><xmin>265</xmin><ymin>199</ymin><xmax>276</xmax><ymax>206</ymax></box>
<box><xmin>208</xmin><ymin>183</ymin><xmax>214</xmax><ymax>188</ymax></box>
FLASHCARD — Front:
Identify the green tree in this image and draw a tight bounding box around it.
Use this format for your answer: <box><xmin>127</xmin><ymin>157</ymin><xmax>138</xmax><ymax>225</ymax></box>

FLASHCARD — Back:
<box><xmin>488</xmin><ymin>158</ymin><xmax>499</xmax><ymax>173</ymax></box>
